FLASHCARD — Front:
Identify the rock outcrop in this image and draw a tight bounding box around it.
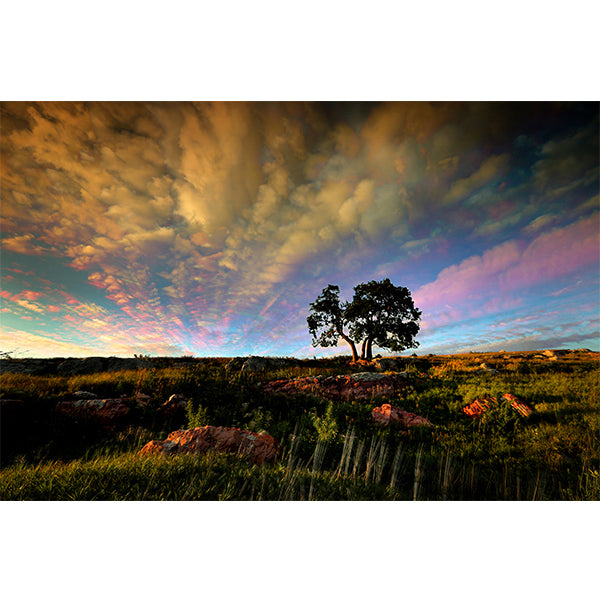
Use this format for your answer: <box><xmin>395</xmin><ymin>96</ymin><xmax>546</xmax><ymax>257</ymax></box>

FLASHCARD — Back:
<box><xmin>371</xmin><ymin>403</ymin><xmax>433</xmax><ymax>428</ymax></box>
<box><xmin>262</xmin><ymin>372</ymin><xmax>409</xmax><ymax>402</ymax></box>
<box><xmin>373</xmin><ymin>357</ymin><xmax>404</xmax><ymax>371</ymax></box>
<box><xmin>157</xmin><ymin>394</ymin><xmax>187</xmax><ymax>418</ymax></box>
<box><xmin>500</xmin><ymin>393</ymin><xmax>534</xmax><ymax>417</ymax></box>
<box><xmin>55</xmin><ymin>398</ymin><xmax>131</xmax><ymax>431</ymax></box>
<box><xmin>0</xmin><ymin>358</ymin><xmax>59</xmax><ymax>375</ymax></box>
<box><xmin>462</xmin><ymin>393</ymin><xmax>533</xmax><ymax>418</ymax></box>
<box><xmin>139</xmin><ymin>425</ymin><xmax>281</xmax><ymax>465</ymax></box>
<box><xmin>56</xmin><ymin>356</ymin><xmax>156</xmax><ymax>375</ymax></box>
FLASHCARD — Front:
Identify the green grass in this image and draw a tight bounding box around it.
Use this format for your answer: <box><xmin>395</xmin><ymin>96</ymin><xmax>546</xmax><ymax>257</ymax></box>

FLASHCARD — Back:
<box><xmin>1</xmin><ymin>350</ymin><xmax>598</xmax><ymax>500</ymax></box>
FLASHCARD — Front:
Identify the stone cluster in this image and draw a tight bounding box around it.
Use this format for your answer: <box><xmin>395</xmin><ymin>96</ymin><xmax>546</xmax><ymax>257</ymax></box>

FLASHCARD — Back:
<box><xmin>139</xmin><ymin>425</ymin><xmax>281</xmax><ymax>465</ymax></box>
<box><xmin>261</xmin><ymin>372</ymin><xmax>409</xmax><ymax>402</ymax></box>
<box><xmin>225</xmin><ymin>356</ymin><xmax>302</xmax><ymax>373</ymax></box>
<box><xmin>462</xmin><ymin>393</ymin><xmax>533</xmax><ymax>418</ymax></box>
<box><xmin>371</xmin><ymin>403</ymin><xmax>433</xmax><ymax>427</ymax></box>
<box><xmin>55</xmin><ymin>398</ymin><xmax>131</xmax><ymax>432</ymax></box>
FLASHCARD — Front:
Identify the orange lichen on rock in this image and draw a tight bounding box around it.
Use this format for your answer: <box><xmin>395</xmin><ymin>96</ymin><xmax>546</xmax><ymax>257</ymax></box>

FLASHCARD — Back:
<box><xmin>371</xmin><ymin>403</ymin><xmax>432</xmax><ymax>427</ymax></box>
<box><xmin>262</xmin><ymin>372</ymin><xmax>409</xmax><ymax>402</ymax></box>
<box><xmin>139</xmin><ymin>425</ymin><xmax>281</xmax><ymax>465</ymax></box>
<box><xmin>501</xmin><ymin>393</ymin><xmax>533</xmax><ymax>417</ymax></box>
<box><xmin>462</xmin><ymin>394</ymin><xmax>533</xmax><ymax>418</ymax></box>
<box><xmin>462</xmin><ymin>396</ymin><xmax>498</xmax><ymax>417</ymax></box>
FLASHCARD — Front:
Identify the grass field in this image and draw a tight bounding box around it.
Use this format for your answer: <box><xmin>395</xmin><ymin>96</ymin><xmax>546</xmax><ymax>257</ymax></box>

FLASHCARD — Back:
<box><xmin>1</xmin><ymin>350</ymin><xmax>598</xmax><ymax>500</ymax></box>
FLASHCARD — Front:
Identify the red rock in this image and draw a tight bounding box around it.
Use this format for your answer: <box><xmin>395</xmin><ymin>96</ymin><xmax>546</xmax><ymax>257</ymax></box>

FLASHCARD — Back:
<box><xmin>462</xmin><ymin>394</ymin><xmax>533</xmax><ymax>418</ymax></box>
<box><xmin>372</xmin><ymin>403</ymin><xmax>433</xmax><ymax>427</ymax></box>
<box><xmin>139</xmin><ymin>425</ymin><xmax>281</xmax><ymax>465</ymax></box>
<box><xmin>262</xmin><ymin>372</ymin><xmax>409</xmax><ymax>402</ymax></box>
<box><xmin>157</xmin><ymin>394</ymin><xmax>187</xmax><ymax>417</ymax></box>
<box><xmin>134</xmin><ymin>392</ymin><xmax>151</xmax><ymax>406</ymax></box>
<box><xmin>501</xmin><ymin>393</ymin><xmax>534</xmax><ymax>417</ymax></box>
<box><xmin>462</xmin><ymin>396</ymin><xmax>498</xmax><ymax>417</ymax></box>
<box><xmin>55</xmin><ymin>398</ymin><xmax>130</xmax><ymax>431</ymax></box>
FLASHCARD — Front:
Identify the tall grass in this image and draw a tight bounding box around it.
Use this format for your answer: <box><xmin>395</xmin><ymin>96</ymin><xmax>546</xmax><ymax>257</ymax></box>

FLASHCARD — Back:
<box><xmin>1</xmin><ymin>351</ymin><xmax>598</xmax><ymax>500</ymax></box>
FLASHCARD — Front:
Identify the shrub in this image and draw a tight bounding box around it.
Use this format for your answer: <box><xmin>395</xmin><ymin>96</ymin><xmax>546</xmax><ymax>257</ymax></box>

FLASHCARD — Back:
<box><xmin>311</xmin><ymin>402</ymin><xmax>339</xmax><ymax>443</ymax></box>
<box><xmin>186</xmin><ymin>401</ymin><xmax>209</xmax><ymax>428</ymax></box>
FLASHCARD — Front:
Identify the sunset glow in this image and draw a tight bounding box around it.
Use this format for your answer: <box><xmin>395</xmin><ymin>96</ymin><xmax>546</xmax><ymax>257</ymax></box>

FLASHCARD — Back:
<box><xmin>1</xmin><ymin>101</ymin><xmax>598</xmax><ymax>357</ymax></box>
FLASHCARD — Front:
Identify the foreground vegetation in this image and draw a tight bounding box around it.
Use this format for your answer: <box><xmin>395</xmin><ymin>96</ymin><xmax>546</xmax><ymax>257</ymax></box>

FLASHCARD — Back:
<box><xmin>1</xmin><ymin>350</ymin><xmax>598</xmax><ymax>500</ymax></box>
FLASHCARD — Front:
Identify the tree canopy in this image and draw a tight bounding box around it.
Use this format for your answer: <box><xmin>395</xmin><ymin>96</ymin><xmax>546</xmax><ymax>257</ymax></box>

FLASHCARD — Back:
<box><xmin>307</xmin><ymin>278</ymin><xmax>421</xmax><ymax>361</ymax></box>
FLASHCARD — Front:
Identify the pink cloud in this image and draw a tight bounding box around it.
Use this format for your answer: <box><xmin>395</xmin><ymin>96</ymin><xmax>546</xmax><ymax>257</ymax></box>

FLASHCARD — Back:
<box><xmin>414</xmin><ymin>239</ymin><xmax>523</xmax><ymax>309</ymax></box>
<box><xmin>506</xmin><ymin>214</ymin><xmax>599</xmax><ymax>286</ymax></box>
<box><xmin>414</xmin><ymin>213</ymin><xmax>599</xmax><ymax>315</ymax></box>
<box><xmin>20</xmin><ymin>290</ymin><xmax>46</xmax><ymax>301</ymax></box>
<box><xmin>58</xmin><ymin>291</ymin><xmax>80</xmax><ymax>305</ymax></box>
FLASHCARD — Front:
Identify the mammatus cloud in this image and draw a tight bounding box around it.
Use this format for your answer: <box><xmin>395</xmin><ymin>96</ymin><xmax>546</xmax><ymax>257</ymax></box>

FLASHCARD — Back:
<box><xmin>1</xmin><ymin>102</ymin><xmax>598</xmax><ymax>356</ymax></box>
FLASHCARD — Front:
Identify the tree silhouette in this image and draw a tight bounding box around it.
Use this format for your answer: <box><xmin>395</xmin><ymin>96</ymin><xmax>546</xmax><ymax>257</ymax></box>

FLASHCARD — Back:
<box><xmin>307</xmin><ymin>279</ymin><xmax>421</xmax><ymax>361</ymax></box>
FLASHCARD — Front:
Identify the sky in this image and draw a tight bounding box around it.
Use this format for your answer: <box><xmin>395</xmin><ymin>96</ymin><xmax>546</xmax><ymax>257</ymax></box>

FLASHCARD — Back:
<box><xmin>1</xmin><ymin>101</ymin><xmax>598</xmax><ymax>358</ymax></box>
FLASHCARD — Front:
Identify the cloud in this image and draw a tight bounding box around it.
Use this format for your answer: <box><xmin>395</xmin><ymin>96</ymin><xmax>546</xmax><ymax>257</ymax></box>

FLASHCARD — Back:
<box><xmin>414</xmin><ymin>213</ymin><xmax>600</xmax><ymax>319</ymax></box>
<box><xmin>444</xmin><ymin>153</ymin><xmax>510</xmax><ymax>204</ymax></box>
<box><xmin>1</xmin><ymin>102</ymin><xmax>598</xmax><ymax>357</ymax></box>
<box><xmin>523</xmin><ymin>213</ymin><xmax>558</xmax><ymax>234</ymax></box>
<box><xmin>1</xmin><ymin>234</ymin><xmax>46</xmax><ymax>255</ymax></box>
<box><xmin>415</xmin><ymin>239</ymin><xmax>523</xmax><ymax>308</ymax></box>
<box><xmin>533</xmin><ymin>116</ymin><xmax>599</xmax><ymax>196</ymax></box>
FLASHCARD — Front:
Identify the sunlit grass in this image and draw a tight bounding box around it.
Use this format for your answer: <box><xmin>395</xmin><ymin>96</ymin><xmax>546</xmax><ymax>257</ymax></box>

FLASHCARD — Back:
<box><xmin>1</xmin><ymin>350</ymin><xmax>598</xmax><ymax>500</ymax></box>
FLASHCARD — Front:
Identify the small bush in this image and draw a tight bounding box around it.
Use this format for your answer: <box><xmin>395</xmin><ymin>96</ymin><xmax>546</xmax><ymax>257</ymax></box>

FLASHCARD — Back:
<box><xmin>311</xmin><ymin>402</ymin><xmax>339</xmax><ymax>443</ymax></box>
<box><xmin>186</xmin><ymin>401</ymin><xmax>209</xmax><ymax>428</ymax></box>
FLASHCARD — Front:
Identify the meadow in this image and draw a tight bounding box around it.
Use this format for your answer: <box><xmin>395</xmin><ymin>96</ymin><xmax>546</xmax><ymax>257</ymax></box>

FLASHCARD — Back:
<box><xmin>1</xmin><ymin>350</ymin><xmax>598</xmax><ymax>500</ymax></box>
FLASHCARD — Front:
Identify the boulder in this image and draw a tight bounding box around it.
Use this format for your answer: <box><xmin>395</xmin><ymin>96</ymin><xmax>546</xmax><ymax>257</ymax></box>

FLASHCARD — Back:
<box><xmin>462</xmin><ymin>395</ymin><xmax>497</xmax><ymax>417</ymax></box>
<box><xmin>542</xmin><ymin>349</ymin><xmax>567</xmax><ymax>359</ymax></box>
<box><xmin>462</xmin><ymin>393</ymin><xmax>533</xmax><ymax>418</ymax></box>
<box><xmin>158</xmin><ymin>394</ymin><xmax>187</xmax><ymax>417</ymax></box>
<box><xmin>372</xmin><ymin>404</ymin><xmax>433</xmax><ymax>427</ymax></box>
<box><xmin>262</xmin><ymin>372</ymin><xmax>409</xmax><ymax>402</ymax></box>
<box><xmin>373</xmin><ymin>357</ymin><xmax>404</xmax><ymax>371</ymax></box>
<box><xmin>134</xmin><ymin>392</ymin><xmax>151</xmax><ymax>406</ymax></box>
<box><xmin>501</xmin><ymin>393</ymin><xmax>534</xmax><ymax>417</ymax></box>
<box><xmin>139</xmin><ymin>425</ymin><xmax>281</xmax><ymax>465</ymax></box>
<box><xmin>55</xmin><ymin>398</ymin><xmax>131</xmax><ymax>431</ymax></box>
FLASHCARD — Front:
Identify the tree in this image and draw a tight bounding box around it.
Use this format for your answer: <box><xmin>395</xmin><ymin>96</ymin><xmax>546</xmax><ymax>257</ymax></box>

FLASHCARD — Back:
<box><xmin>306</xmin><ymin>284</ymin><xmax>359</xmax><ymax>362</ymax></box>
<box><xmin>307</xmin><ymin>279</ymin><xmax>421</xmax><ymax>361</ymax></box>
<box><xmin>346</xmin><ymin>278</ymin><xmax>422</xmax><ymax>360</ymax></box>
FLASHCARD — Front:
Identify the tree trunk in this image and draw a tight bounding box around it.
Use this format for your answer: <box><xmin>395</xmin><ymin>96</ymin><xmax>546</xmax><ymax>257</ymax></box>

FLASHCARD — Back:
<box><xmin>366</xmin><ymin>337</ymin><xmax>373</xmax><ymax>360</ymax></box>
<box><xmin>339</xmin><ymin>330</ymin><xmax>359</xmax><ymax>362</ymax></box>
<box><xmin>360</xmin><ymin>338</ymin><xmax>368</xmax><ymax>360</ymax></box>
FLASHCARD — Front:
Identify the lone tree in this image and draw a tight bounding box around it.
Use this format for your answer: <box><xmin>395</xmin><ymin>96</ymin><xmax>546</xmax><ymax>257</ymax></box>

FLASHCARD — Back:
<box><xmin>307</xmin><ymin>278</ymin><xmax>421</xmax><ymax>361</ymax></box>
